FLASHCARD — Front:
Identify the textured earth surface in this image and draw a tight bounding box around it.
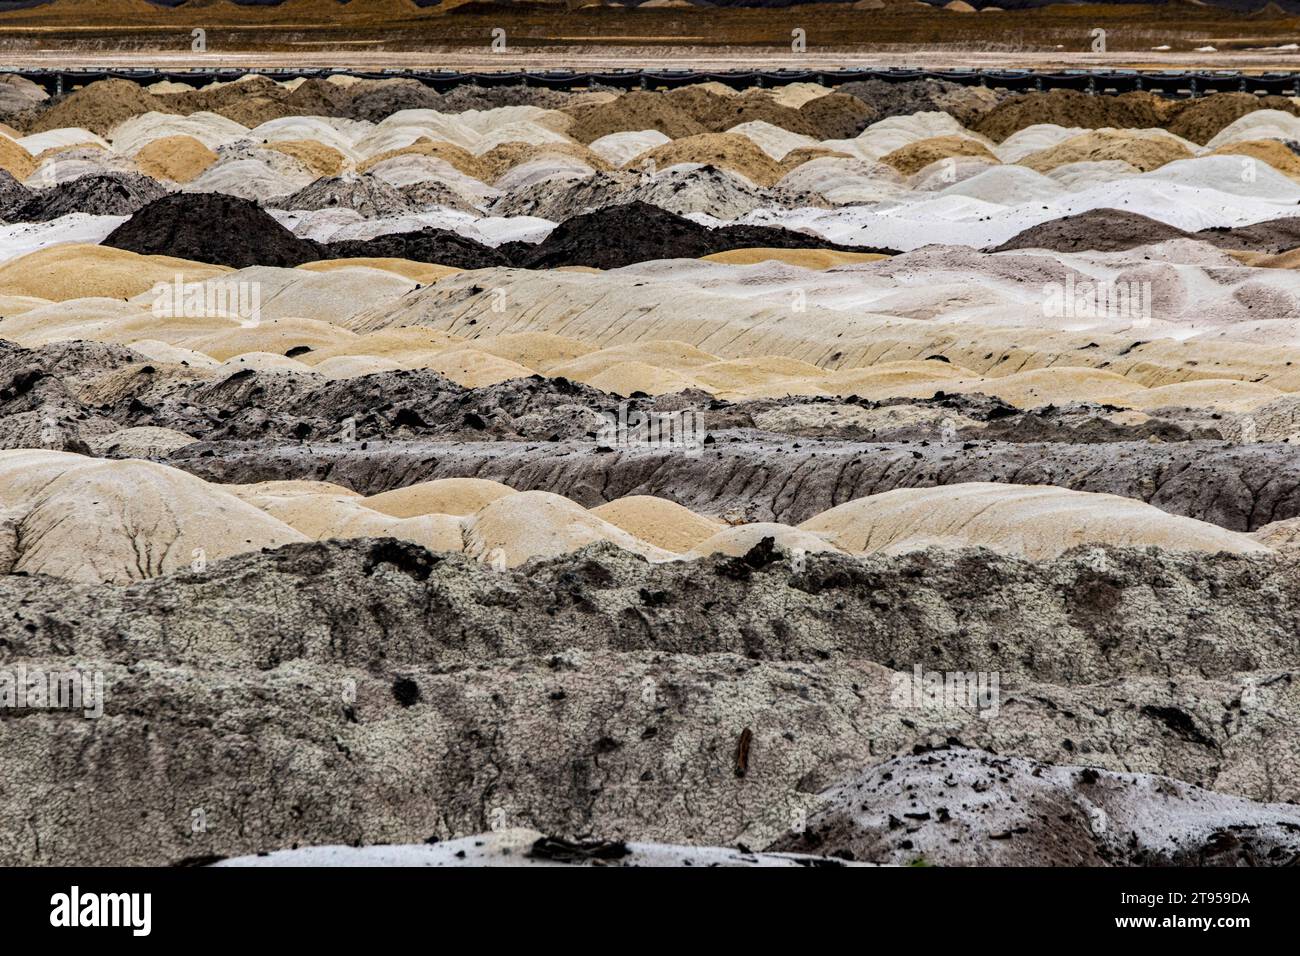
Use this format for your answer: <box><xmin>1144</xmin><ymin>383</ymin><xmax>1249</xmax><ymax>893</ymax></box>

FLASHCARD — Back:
<box><xmin>5</xmin><ymin>72</ymin><xmax>1300</xmax><ymax>866</ymax></box>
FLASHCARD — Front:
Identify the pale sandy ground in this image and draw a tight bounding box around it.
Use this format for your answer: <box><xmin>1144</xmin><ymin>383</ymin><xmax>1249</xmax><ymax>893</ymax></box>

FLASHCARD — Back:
<box><xmin>4</xmin><ymin>47</ymin><xmax>1300</xmax><ymax>73</ymax></box>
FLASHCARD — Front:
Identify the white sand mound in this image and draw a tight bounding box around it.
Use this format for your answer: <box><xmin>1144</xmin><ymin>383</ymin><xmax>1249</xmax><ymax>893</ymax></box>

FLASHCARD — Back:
<box><xmin>0</xmin><ymin>450</ymin><xmax>306</xmax><ymax>584</ymax></box>
<box><xmin>797</xmin><ymin>483</ymin><xmax>1268</xmax><ymax>559</ymax></box>
<box><xmin>464</xmin><ymin>490</ymin><xmax>673</xmax><ymax>567</ymax></box>
<box><xmin>587</xmin><ymin>130</ymin><xmax>672</xmax><ymax>166</ymax></box>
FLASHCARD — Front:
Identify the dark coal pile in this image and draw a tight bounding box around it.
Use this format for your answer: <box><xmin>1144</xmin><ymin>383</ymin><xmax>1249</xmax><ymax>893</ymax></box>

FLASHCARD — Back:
<box><xmin>1195</xmin><ymin>215</ymin><xmax>1300</xmax><ymax>254</ymax></box>
<box><xmin>990</xmin><ymin>209</ymin><xmax>1193</xmax><ymax>253</ymax></box>
<box><xmin>0</xmin><ymin>168</ymin><xmax>32</xmax><ymax>218</ymax></box>
<box><xmin>6</xmin><ymin>171</ymin><xmax>171</xmax><ymax>222</ymax></box>
<box><xmin>500</xmin><ymin>201</ymin><xmax>895</xmax><ymax>269</ymax></box>
<box><xmin>102</xmin><ymin>192</ymin><xmax>324</xmax><ymax>268</ymax></box>
<box><xmin>323</xmin><ymin>228</ymin><xmax>512</xmax><ymax>269</ymax></box>
<box><xmin>131</xmin><ymin>200</ymin><xmax>896</xmax><ymax>270</ymax></box>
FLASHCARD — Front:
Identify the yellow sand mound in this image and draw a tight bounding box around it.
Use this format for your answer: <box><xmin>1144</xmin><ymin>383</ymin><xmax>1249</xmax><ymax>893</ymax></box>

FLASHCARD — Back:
<box><xmin>0</xmin><ymin>245</ymin><xmax>229</xmax><ymax>300</ymax></box>
<box><xmin>1019</xmin><ymin>130</ymin><xmax>1194</xmax><ymax>173</ymax></box>
<box><xmin>133</xmin><ymin>134</ymin><xmax>219</xmax><ymax>183</ymax></box>
<box><xmin>590</xmin><ymin>496</ymin><xmax>725</xmax><ymax>552</ymax></box>
<box><xmin>880</xmin><ymin>135</ymin><xmax>998</xmax><ymax>176</ymax></box>
<box><xmin>266</xmin><ymin>139</ymin><xmax>348</xmax><ymax>177</ymax></box>
<box><xmin>0</xmin><ymin>134</ymin><xmax>35</xmax><ymax>180</ymax></box>
<box><xmin>248</xmin><ymin>492</ymin><xmax>465</xmax><ymax>553</ymax></box>
<box><xmin>584</xmin><ymin>361</ymin><xmax>703</xmax><ymax>397</ymax></box>
<box><xmin>179</xmin><ymin>317</ymin><xmax>360</xmax><ymax>362</ymax></box>
<box><xmin>365</xmin><ymin>478</ymin><xmax>518</xmax><ymax>518</ymax></box>
<box><xmin>626</xmin><ymin>133</ymin><xmax>784</xmax><ymax>186</ymax></box>
<box><xmin>421</xmin><ymin>348</ymin><xmax>537</xmax><ymax>388</ymax></box>
<box><xmin>451</xmin><ymin>332</ymin><xmax>594</xmax><ymax>372</ymax></box>
<box><xmin>476</xmin><ymin>141</ymin><xmax>613</xmax><ymax>180</ymax></box>
<box><xmin>548</xmin><ymin>341</ymin><xmax>720</xmax><ymax>381</ymax></box>
<box><xmin>297</xmin><ymin>326</ymin><xmax>464</xmax><ymax>365</ymax></box>
<box><xmin>691</xmin><ymin>356</ymin><xmax>830</xmax><ymax>392</ymax></box>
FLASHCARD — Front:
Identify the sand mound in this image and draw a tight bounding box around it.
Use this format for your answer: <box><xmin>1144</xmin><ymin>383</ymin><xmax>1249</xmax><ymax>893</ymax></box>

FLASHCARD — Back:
<box><xmin>464</xmin><ymin>490</ymin><xmax>672</xmax><ymax>567</ymax></box>
<box><xmin>1019</xmin><ymin>130</ymin><xmax>1193</xmax><ymax>174</ymax></box>
<box><xmin>796</xmin><ymin>93</ymin><xmax>877</xmax><ymax>141</ymax></box>
<box><xmin>974</xmin><ymin>90</ymin><xmax>1172</xmax><ymax>142</ymax></box>
<box><xmin>587</xmin><ymin>129</ymin><xmax>673</xmax><ymax>166</ymax></box>
<box><xmin>6</xmin><ymin>171</ymin><xmax>169</xmax><ymax>222</ymax></box>
<box><xmin>1208</xmin><ymin>139</ymin><xmax>1300</xmax><ymax>182</ymax></box>
<box><xmin>687</xmin><ymin>523</ymin><xmax>846</xmax><ymax>559</ymax></box>
<box><xmin>25</xmin><ymin>79</ymin><xmax>165</xmax><ymax>137</ymax></box>
<box><xmin>0</xmin><ymin>450</ymin><xmax>306</xmax><ymax>584</ymax></box>
<box><xmin>356</xmin><ymin>138</ymin><xmax>487</xmax><ymax>181</ymax></box>
<box><xmin>418</xmin><ymin>348</ymin><xmax>536</xmax><ymax>388</ymax></box>
<box><xmin>991</xmin><ymin>208</ymin><xmax>1191</xmax><ymax>253</ymax></box>
<box><xmin>365</xmin><ymin>477</ymin><xmax>517</xmax><ymax>519</ymax></box>
<box><xmin>590</xmin><ymin>496</ymin><xmax>725</xmax><ymax>552</ymax></box>
<box><xmin>267</xmin><ymin>173</ymin><xmax>416</xmax><ymax>217</ymax></box>
<box><xmin>798</xmin><ymin>483</ymin><xmax>1267</xmax><ymax>559</ymax></box>
<box><xmin>477</xmin><ymin>141</ymin><xmax>611</xmax><ymax>181</ymax></box>
<box><xmin>448</xmin><ymin>332</ymin><xmax>592</xmax><ymax>372</ymax></box>
<box><xmin>879</xmin><ymin>135</ymin><xmax>997</xmax><ymax>176</ymax></box>
<box><xmin>627</xmin><ymin>133</ymin><xmax>783</xmax><ymax>187</ymax></box>
<box><xmin>565</xmin><ymin>91</ymin><xmax>707</xmax><ymax>144</ymax></box>
<box><xmin>548</xmin><ymin>340</ymin><xmax>718</xmax><ymax>381</ymax></box>
<box><xmin>104</xmin><ymin>192</ymin><xmax>323</xmax><ymax>268</ymax></box>
<box><xmin>132</xmin><ymin>134</ymin><xmax>219</xmax><ymax>183</ymax></box>
<box><xmin>248</xmin><ymin>491</ymin><xmax>465</xmax><ymax>554</ymax></box>
<box><xmin>0</xmin><ymin>244</ymin><xmax>228</xmax><ymax>299</ymax></box>
<box><xmin>0</xmin><ymin>134</ymin><xmax>35</xmax><ymax>180</ymax></box>
<box><xmin>1167</xmin><ymin>93</ymin><xmax>1300</xmax><ymax>145</ymax></box>
<box><xmin>265</xmin><ymin>139</ymin><xmax>348</xmax><ymax>178</ymax></box>
<box><xmin>585</xmin><ymin>361</ymin><xmax>701</xmax><ymax>396</ymax></box>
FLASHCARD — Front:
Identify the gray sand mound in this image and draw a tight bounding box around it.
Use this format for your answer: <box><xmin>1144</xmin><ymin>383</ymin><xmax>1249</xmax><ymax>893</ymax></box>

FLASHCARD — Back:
<box><xmin>771</xmin><ymin>750</ymin><xmax>1300</xmax><ymax>866</ymax></box>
